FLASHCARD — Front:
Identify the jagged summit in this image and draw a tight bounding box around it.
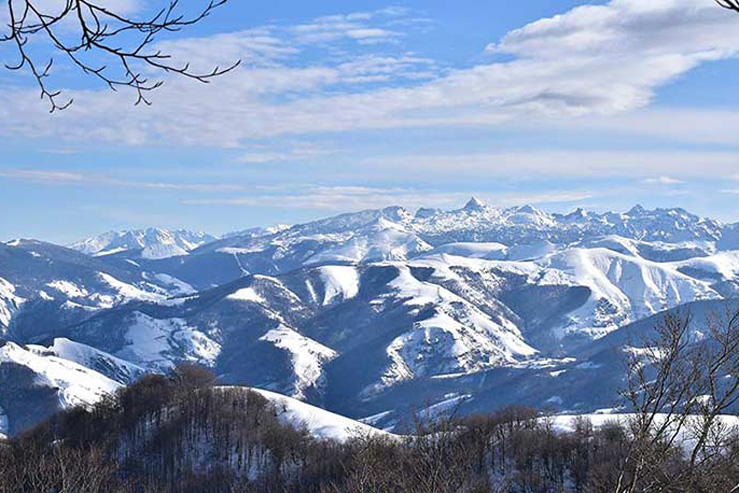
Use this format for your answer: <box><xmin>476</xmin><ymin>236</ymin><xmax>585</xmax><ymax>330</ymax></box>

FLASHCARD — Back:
<box><xmin>462</xmin><ymin>196</ymin><xmax>487</xmax><ymax>211</ymax></box>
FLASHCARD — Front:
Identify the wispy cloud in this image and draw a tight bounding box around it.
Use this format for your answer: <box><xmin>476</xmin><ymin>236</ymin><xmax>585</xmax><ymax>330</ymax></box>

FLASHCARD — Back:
<box><xmin>234</xmin><ymin>143</ymin><xmax>338</xmax><ymax>164</ymax></box>
<box><xmin>288</xmin><ymin>8</ymin><xmax>414</xmax><ymax>45</ymax></box>
<box><xmin>0</xmin><ymin>169</ymin><xmax>253</xmax><ymax>192</ymax></box>
<box><xmin>182</xmin><ymin>185</ymin><xmax>595</xmax><ymax>211</ymax></box>
<box><xmin>0</xmin><ymin>169</ymin><xmax>595</xmax><ymax>211</ymax></box>
<box><xmin>642</xmin><ymin>176</ymin><xmax>686</xmax><ymax>185</ymax></box>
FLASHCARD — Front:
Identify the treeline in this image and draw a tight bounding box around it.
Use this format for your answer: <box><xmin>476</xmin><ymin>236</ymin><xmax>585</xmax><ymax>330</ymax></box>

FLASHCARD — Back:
<box><xmin>0</xmin><ymin>364</ymin><xmax>737</xmax><ymax>492</ymax></box>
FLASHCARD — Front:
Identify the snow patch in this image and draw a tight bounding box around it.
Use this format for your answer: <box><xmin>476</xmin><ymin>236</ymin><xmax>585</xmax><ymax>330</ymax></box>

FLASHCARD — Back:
<box><xmin>116</xmin><ymin>313</ymin><xmax>221</xmax><ymax>370</ymax></box>
<box><xmin>227</xmin><ymin>287</ymin><xmax>265</xmax><ymax>304</ymax></box>
<box><xmin>318</xmin><ymin>265</ymin><xmax>360</xmax><ymax>305</ymax></box>
<box><xmin>46</xmin><ymin>280</ymin><xmax>88</xmax><ymax>298</ymax></box>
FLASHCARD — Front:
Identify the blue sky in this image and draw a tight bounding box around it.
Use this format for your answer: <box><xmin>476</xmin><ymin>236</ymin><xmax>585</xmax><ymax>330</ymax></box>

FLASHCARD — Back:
<box><xmin>1</xmin><ymin>0</ymin><xmax>739</xmax><ymax>243</ymax></box>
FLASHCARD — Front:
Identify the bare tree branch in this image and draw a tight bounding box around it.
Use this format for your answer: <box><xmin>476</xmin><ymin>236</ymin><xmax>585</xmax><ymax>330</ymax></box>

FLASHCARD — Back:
<box><xmin>1</xmin><ymin>0</ymin><xmax>240</xmax><ymax>112</ymax></box>
<box><xmin>717</xmin><ymin>0</ymin><xmax>739</xmax><ymax>13</ymax></box>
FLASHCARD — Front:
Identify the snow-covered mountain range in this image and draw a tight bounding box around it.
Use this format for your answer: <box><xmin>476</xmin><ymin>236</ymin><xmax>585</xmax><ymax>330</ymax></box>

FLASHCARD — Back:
<box><xmin>70</xmin><ymin>228</ymin><xmax>216</xmax><ymax>259</ymax></box>
<box><xmin>1</xmin><ymin>200</ymin><xmax>739</xmax><ymax>436</ymax></box>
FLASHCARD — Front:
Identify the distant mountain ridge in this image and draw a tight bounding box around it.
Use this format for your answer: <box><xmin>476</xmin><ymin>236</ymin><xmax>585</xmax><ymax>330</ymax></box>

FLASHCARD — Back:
<box><xmin>70</xmin><ymin>227</ymin><xmax>216</xmax><ymax>260</ymax></box>
<box><xmin>116</xmin><ymin>200</ymin><xmax>730</xmax><ymax>289</ymax></box>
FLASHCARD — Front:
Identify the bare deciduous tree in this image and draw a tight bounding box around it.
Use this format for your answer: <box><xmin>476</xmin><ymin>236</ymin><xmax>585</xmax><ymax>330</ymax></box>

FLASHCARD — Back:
<box><xmin>618</xmin><ymin>307</ymin><xmax>739</xmax><ymax>493</ymax></box>
<box><xmin>1</xmin><ymin>0</ymin><xmax>239</xmax><ymax>112</ymax></box>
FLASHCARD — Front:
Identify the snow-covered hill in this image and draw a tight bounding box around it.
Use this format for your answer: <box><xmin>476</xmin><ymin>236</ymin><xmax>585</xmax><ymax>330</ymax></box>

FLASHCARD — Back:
<box><xmin>70</xmin><ymin>228</ymin><xmax>216</xmax><ymax>259</ymax></box>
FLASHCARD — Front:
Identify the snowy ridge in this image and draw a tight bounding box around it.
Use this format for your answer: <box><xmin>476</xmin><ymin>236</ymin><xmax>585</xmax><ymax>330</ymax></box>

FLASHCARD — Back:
<box><xmin>33</xmin><ymin>338</ymin><xmax>146</xmax><ymax>385</ymax></box>
<box><xmin>0</xmin><ymin>342</ymin><xmax>121</xmax><ymax>410</ymax></box>
<box><xmin>537</xmin><ymin>248</ymin><xmax>718</xmax><ymax>338</ymax></box>
<box><xmin>144</xmin><ymin>201</ymin><xmax>737</xmax><ymax>293</ymax></box>
<box><xmin>250</xmin><ymin>388</ymin><xmax>391</xmax><ymax>442</ymax></box>
<box><xmin>369</xmin><ymin>263</ymin><xmax>537</xmax><ymax>395</ymax></box>
<box><xmin>550</xmin><ymin>414</ymin><xmax>739</xmax><ymax>449</ymax></box>
<box><xmin>410</xmin><ymin>201</ymin><xmax>724</xmax><ymax>246</ymax></box>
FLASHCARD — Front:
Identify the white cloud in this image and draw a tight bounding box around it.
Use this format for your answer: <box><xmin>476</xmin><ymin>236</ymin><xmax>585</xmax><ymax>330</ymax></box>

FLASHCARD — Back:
<box><xmin>642</xmin><ymin>176</ymin><xmax>685</xmax><ymax>185</ymax></box>
<box><xmin>2</xmin><ymin>0</ymin><xmax>739</xmax><ymax>147</ymax></box>
<box><xmin>554</xmin><ymin>108</ymin><xmax>739</xmax><ymax>146</ymax></box>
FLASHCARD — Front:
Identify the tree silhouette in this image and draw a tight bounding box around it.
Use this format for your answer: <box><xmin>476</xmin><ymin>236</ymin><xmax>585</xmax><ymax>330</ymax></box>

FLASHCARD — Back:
<box><xmin>1</xmin><ymin>1</ymin><xmax>239</xmax><ymax>112</ymax></box>
<box><xmin>718</xmin><ymin>1</ymin><xmax>739</xmax><ymax>13</ymax></box>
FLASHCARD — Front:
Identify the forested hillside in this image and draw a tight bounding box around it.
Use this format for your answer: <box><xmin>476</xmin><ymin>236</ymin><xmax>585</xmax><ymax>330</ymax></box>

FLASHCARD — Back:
<box><xmin>1</xmin><ymin>364</ymin><xmax>737</xmax><ymax>493</ymax></box>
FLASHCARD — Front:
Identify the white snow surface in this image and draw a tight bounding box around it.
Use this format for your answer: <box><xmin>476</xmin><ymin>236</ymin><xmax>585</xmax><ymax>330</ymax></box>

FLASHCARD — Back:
<box><xmin>304</xmin><ymin>218</ymin><xmax>432</xmax><ymax>265</ymax></box>
<box><xmin>153</xmin><ymin>273</ymin><xmax>196</xmax><ymax>296</ymax></box>
<box><xmin>550</xmin><ymin>413</ymin><xmax>739</xmax><ymax>451</ymax></box>
<box><xmin>96</xmin><ymin>272</ymin><xmax>166</xmax><ymax>304</ymax></box>
<box><xmin>371</xmin><ymin>263</ymin><xmax>537</xmax><ymax>394</ymax></box>
<box><xmin>674</xmin><ymin>251</ymin><xmax>739</xmax><ymax>281</ymax></box>
<box><xmin>251</xmin><ymin>388</ymin><xmax>390</xmax><ymax>442</ymax></box>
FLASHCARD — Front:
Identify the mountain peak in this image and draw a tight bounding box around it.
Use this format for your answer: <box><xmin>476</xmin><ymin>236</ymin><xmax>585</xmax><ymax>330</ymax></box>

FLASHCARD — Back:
<box><xmin>627</xmin><ymin>204</ymin><xmax>647</xmax><ymax>216</ymax></box>
<box><xmin>463</xmin><ymin>196</ymin><xmax>486</xmax><ymax>211</ymax></box>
